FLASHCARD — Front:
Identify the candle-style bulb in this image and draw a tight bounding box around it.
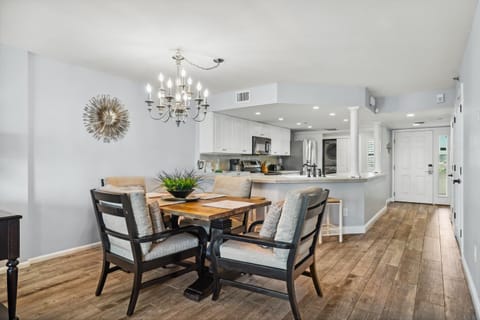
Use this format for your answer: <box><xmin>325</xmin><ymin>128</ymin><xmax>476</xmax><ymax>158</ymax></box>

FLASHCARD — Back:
<box><xmin>181</xmin><ymin>69</ymin><xmax>186</xmax><ymax>78</ymax></box>
<box><xmin>187</xmin><ymin>77</ymin><xmax>193</xmax><ymax>85</ymax></box>
<box><xmin>146</xmin><ymin>83</ymin><xmax>152</xmax><ymax>93</ymax></box>
<box><xmin>203</xmin><ymin>89</ymin><xmax>209</xmax><ymax>98</ymax></box>
<box><xmin>175</xmin><ymin>93</ymin><xmax>181</xmax><ymax>101</ymax></box>
<box><xmin>158</xmin><ymin>73</ymin><xmax>164</xmax><ymax>82</ymax></box>
<box><xmin>196</xmin><ymin>82</ymin><xmax>202</xmax><ymax>91</ymax></box>
<box><xmin>167</xmin><ymin>78</ymin><xmax>173</xmax><ymax>89</ymax></box>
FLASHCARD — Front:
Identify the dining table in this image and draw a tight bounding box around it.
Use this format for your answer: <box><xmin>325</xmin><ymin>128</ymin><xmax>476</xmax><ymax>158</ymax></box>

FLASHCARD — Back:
<box><xmin>150</xmin><ymin>193</ymin><xmax>271</xmax><ymax>301</ymax></box>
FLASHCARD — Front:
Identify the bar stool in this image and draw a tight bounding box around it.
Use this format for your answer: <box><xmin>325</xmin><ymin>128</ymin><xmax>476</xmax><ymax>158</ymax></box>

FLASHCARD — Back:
<box><xmin>319</xmin><ymin>197</ymin><xmax>343</xmax><ymax>243</ymax></box>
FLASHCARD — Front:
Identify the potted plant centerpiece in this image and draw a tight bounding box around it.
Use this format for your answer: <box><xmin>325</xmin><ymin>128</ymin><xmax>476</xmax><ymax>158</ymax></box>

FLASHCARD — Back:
<box><xmin>158</xmin><ymin>169</ymin><xmax>201</xmax><ymax>199</ymax></box>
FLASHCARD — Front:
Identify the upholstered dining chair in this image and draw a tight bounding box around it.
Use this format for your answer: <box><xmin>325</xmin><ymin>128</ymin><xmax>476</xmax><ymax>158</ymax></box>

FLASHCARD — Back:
<box><xmin>102</xmin><ymin>176</ymin><xmax>147</xmax><ymax>190</ymax></box>
<box><xmin>210</xmin><ymin>187</ymin><xmax>329</xmax><ymax>320</ymax></box>
<box><xmin>90</xmin><ymin>187</ymin><xmax>207</xmax><ymax>316</ymax></box>
<box><xmin>181</xmin><ymin>175</ymin><xmax>253</xmax><ymax>234</ymax></box>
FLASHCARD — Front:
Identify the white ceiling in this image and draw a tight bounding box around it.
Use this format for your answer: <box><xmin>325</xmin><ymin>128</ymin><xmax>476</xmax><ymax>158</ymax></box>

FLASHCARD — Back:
<box><xmin>0</xmin><ymin>0</ymin><xmax>476</xmax><ymax>97</ymax></box>
<box><xmin>220</xmin><ymin>104</ymin><xmax>452</xmax><ymax>130</ymax></box>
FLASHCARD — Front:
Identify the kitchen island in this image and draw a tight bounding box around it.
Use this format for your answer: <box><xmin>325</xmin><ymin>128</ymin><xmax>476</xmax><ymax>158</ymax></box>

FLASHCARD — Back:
<box><xmin>198</xmin><ymin>172</ymin><xmax>392</xmax><ymax>235</ymax></box>
<box><xmin>251</xmin><ymin>173</ymin><xmax>391</xmax><ymax>234</ymax></box>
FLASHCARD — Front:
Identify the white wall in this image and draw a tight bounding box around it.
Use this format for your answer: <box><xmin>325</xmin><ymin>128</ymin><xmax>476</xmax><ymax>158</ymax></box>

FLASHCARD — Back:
<box><xmin>0</xmin><ymin>45</ymin><xmax>32</xmax><ymax>257</ymax></box>
<box><xmin>459</xmin><ymin>0</ymin><xmax>480</xmax><ymax>315</ymax></box>
<box><xmin>0</xmin><ymin>45</ymin><xmax>196</xmax><ymax>259</ymax></box>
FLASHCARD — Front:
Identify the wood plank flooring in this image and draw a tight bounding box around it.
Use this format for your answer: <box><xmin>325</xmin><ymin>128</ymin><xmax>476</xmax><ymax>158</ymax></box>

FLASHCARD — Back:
<box><xmin>0</xmin><ymin>203</ymin><xmax>476</xmax><ymax>319</ymax></box>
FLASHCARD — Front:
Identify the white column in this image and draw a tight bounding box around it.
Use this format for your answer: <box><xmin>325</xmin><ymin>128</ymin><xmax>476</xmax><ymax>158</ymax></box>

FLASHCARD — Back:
<box><xmin>349</xmin><ymin>106</ymin><xmax>360</xmax><ymax>178</ymax></box>
<box><xmin>374</xmin><ymin>122</ymin><xmax>382</xmax><ymax>173</ymax></box>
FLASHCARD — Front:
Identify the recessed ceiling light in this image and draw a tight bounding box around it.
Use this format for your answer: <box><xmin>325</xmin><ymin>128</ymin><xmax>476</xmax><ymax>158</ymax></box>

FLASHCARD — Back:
<box><xmin>343</xmin><ymin>118</ymin><xmax>349</xmax><ymax>122</ymax></box>
<box><xmin>406</xmin><ymin>113</ymin><xmax>415</xmax><ymax>117</ymax></box>
<box><xmin>255</xmin><ymin>112</ymin><xmax>261</xmax><ymax>115</ymax></box>
<box><xmin>329</xmin><ymin>112</ymin><xmax>336</xmax><ymax>116</ymax></box>
<box><xmin>296</xmin><ymin>122</ymin><xmax>302</xmax><ymax>126</ymax></box>
<box><xmin>278</xmin><ymin>117</ymin><xmax>284</xmax><ymax>121</ymax></box>
<box><xmin>313</xmin><ymin>106</ymin><xmax>320</xmax><ymax>110</ymax></box>
<box><xmin>412</xmin><ymin>123</ymin><xmax>420</xmax><ymax>126</ymax></box>
<box><xmin>308</xmin><ymin>125</ymin><xmax>312</xmax><ymax>129</ymax></box>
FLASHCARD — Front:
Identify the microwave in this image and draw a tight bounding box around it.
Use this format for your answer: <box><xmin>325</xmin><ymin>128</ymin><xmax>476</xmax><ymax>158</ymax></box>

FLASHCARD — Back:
<box><xmin>252</xmin><ymin>136</ymin><xmax>271</xmax><ymax>155</ymax></box>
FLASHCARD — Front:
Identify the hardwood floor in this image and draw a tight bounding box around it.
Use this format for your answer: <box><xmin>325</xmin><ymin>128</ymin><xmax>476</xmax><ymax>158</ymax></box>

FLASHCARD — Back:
<box><xmin>0</xmin><ymin>203</ymin><xmax>476</xmax><ymax>319</ymax></box>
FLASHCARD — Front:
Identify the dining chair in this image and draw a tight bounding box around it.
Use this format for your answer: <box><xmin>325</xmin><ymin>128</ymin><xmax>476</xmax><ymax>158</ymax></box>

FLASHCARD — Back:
<box><xmin>210</xmin><ymin>187</ymin><xmax>329</xmax><ymax>320</ymax></box>
<box><xmin>181</xmin><ymin>175</ymin><xmax>253</xmax><ymax>234</ymax></box>
<box><xmin>102</xmin><ymin>176</ymin><xmax>147</xmax><ymax>190</ymax></box>
<box><xmin>90</xmin><ymin>187</ymin><xmax>207</xmax><ymax>316</ymax></box>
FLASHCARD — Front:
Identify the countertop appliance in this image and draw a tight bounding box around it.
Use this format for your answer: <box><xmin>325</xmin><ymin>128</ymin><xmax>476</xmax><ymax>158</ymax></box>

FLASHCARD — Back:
<box><xmin>252</xmin><ymin>136</ymin><xmax>271</xmax><ymax>155</ymax></box>
<box><xmin>241</xmin><ymin>160</ymin><xmax>261</xmax><ymax>173</ymax></box>
<box><xmin>229</xmin><ymin>159</ymin><xmax>241</xmax><ymax>171</ymax></box>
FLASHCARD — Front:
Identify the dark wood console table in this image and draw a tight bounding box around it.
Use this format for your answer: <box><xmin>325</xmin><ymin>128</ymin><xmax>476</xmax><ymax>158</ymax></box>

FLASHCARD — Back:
<box><xmin>0</xmin><ymin>211</ymin><xmax>22</xmax><ymax>320</ymax></box>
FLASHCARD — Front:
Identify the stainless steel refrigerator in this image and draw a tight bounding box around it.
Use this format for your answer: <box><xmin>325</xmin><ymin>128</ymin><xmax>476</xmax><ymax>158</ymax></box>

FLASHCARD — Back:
<box><xmin>283</xmin><ymin>139</ymin><xmax>318</xmax><ymax>171</ymax></box>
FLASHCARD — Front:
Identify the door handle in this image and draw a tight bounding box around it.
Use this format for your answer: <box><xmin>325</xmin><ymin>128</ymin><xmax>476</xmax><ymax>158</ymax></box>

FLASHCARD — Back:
<box><xmin>453</xmin><ymin>179</ymin><xmax>461</xmax><ymax>184</ymax></box>
<box><xmin>448</xmin><ymin>174</ymin><xmax>453</xmax><ymax>177</ymax></box>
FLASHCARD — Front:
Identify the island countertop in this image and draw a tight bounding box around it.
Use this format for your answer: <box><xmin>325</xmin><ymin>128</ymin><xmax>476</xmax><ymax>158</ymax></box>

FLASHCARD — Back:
<box><xmin>250</xmin><ymin>173</ymin><xmax>385</xmax><ymax>184</ymax></box>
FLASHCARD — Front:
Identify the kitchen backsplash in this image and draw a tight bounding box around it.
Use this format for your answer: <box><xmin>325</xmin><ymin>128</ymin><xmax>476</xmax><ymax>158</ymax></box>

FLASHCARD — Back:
<box><xmin>199</xmin><ymin>154</ymin><xmax>283</xmax><ymax>171</ymax></box>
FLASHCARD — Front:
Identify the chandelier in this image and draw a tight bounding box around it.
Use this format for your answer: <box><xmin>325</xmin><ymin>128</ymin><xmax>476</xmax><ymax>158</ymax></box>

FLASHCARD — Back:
<box><xmin>144</xmin><ymin>49</ymin><xmax>224</xmax><ymax>127</ymax></box>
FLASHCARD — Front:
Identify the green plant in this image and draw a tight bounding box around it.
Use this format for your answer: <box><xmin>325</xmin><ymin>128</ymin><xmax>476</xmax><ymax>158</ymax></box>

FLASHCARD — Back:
<box><xmin>158</xmin><ymin>169</ymin><xmax>201</xmax><ymax>191</ymax></box>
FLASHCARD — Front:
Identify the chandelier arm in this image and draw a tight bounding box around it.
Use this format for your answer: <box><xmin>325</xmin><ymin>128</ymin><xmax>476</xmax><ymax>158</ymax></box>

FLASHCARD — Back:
<box><xmin>149</xmin><ymin>107</ymin><xmax>171</xmax><ymax>121</ymax></box>
<box><xmin>183</xmin><ymin>57</ymin><xmax>223</xmax><ymax>71</ymax></box>
<box><xmin>192</xmin><ymin>112</ymin><xmax>207</xmax><ymax>122</ymax></box>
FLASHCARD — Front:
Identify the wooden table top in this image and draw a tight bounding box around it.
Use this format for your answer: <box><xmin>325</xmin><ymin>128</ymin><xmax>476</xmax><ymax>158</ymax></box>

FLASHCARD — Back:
<box><xmin>160</xmin><ymin>196</ymin><xmax>271</xmax><ymax>221</ymax></box>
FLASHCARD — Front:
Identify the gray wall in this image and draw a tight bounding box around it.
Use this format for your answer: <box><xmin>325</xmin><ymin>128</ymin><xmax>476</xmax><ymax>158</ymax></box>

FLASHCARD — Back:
<box><xmin>459</xmin><ymin>0</ymin><xmax>480</xmax><ymax>312</ymax></box>
<box><xmin>376</xmin><ymin>87</ymin><xmax>455</xmax><ymax>113</ymax></box>
<box><xmin>0</xmin><ymin>45</ymin><xmax>32</xmax><ymax>257</ymax></box>
<box><xmin>0</xmin><ymin>45</ymin><xmax>196</xmax><ymax>259</ymax></box>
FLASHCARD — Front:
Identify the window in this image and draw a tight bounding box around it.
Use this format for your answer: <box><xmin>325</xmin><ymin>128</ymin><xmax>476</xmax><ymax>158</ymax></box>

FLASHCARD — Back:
<box><xmin>438</xmin><ymin>135</ymin><xmax>448</xmax><ymax>197</ymax></box>
<box><xmin>367</xmin><ymin>140</ymin><xmax>375</xmax><ymax>172</ymax></box>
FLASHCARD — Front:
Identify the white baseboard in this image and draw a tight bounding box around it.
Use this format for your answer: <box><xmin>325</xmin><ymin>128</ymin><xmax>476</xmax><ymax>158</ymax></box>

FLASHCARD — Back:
<box><xmin>364</xmin><ymin>205</ymin><xmax>388</xmax><ymax>232</ymax></box>
<box><xmin>28</xmin><ymin>242</ymin><xmax>101</xmax><ymax>264</ymax></box>
<box><xmin>462</xmin><ymin>256</ymin><xmax>480</xmax><ymax>319</ymax></box>
<box><xmin>343</xmin><ymin>226</ymin><xmax>366</xmax><ymax>234</ymax></box>
<box><xmin>0</xmin><ymin>242</ymin><xmax>100</xmax><ymax>274</ymax></box>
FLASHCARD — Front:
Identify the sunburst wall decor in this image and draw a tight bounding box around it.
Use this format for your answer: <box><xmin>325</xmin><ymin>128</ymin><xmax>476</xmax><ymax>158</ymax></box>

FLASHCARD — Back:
<box><xmin>83</xmin><ymin>95</ymin><xmax>130</xmax><ymax>143</ymax></box>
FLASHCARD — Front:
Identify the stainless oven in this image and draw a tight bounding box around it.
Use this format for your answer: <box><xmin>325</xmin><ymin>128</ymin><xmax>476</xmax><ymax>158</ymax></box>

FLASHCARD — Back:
<box><xmin>252</xmin><ymin>136</ymin><xmax>271</xmax><ymax>155</ymax></box>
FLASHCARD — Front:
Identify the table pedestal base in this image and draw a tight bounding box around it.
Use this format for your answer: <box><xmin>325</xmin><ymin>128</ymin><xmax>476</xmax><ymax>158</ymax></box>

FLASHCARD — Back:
<box><xmin>183</xmin><ymin>273</ymin><xmax>214</xmax><ymax>301</ymax></box>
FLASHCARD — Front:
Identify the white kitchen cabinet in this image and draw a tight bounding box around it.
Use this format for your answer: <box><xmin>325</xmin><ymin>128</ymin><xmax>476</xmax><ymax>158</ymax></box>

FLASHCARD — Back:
<box><xmin>199</xmin><ymin>113</ymin><xmax>252</xmax><ymax>154</ymax></box>
<box><xmin>213</xmin><ymin>113</ymin><xmax>233</xmax><ymax>153</ymax></box>
<box><xmin>234</xmin><ymin>118</ymin><xmax>252</xmax><ymax>154</ymax></box>
<box><xmin>251</xmin><ymin>122</ymin><xmax>270</xmax><ymax>138</ymax></box>
<box><xmin>270</xmin><ymin>126</ymin><xmax>291</xmax><ymax>156</ymax></box>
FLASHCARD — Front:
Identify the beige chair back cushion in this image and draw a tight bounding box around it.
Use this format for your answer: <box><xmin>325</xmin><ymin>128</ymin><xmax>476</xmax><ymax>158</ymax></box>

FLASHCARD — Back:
<box><xmin>99</xmin><ymin>186</ymin><xmax>153</xmax><ymax>260</ymax></box>
<box><xmin>273</xmin><ymin>187</ymin><xmax>323</xmax><ymax>261</ymax></box>
<box><xmin>104</xmin><ymin>176</ymin><xmax>146</xmax><ymax>190</ymax></box>
<box><xmin>213</xmin><ymin>176</ymin><xmax>252</xmax><ymax>198</ymax></box>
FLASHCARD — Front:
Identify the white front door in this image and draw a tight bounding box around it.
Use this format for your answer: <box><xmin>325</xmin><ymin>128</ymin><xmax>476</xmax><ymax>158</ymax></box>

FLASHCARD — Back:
<box><xmin>394</xmin><ymin>130</ymin><xmax>434</xmax><ymax>203</ymax></box>
<box><xmin>451</xmin><ymin>83</ymin><xmax>464</xmax><ymax>251</ymax></box>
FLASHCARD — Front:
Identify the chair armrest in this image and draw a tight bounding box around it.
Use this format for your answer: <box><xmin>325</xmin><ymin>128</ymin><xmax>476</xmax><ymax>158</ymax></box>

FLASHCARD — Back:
<box><xmin>248</xmin><ymin>220</ymin><xmax>264</xmax><ymax>232</ymax></box>
<box><xmin>134</xmin><ymin>225</ymin><xmax>208</xmax><ymax>244</ymax></box>
<box><xmin>213</xmin><ymin>233</ymin><xmax>293</xmax><ymax>250</ymax></box>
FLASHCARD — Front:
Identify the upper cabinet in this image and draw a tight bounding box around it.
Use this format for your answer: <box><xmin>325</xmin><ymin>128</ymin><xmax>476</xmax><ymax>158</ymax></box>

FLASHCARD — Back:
<box><xmin>199</xmin><ymin>112</ymin><xmax>290</xmax><ymax>155</ymax></box>
<box><xmin>270</xmin><ymin>126</ymin><xmax>291</xmax><ymax>156</ymax></box>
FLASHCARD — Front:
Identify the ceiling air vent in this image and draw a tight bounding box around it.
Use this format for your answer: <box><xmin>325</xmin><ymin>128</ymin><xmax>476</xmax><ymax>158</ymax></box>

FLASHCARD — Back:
<box><xmin>235</xmin><ymin>91</ymin><xmax>250</xmax><ymax>103</ymax></box>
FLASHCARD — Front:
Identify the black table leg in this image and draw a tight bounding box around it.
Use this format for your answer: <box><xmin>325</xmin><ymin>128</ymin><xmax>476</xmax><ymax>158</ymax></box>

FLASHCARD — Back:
<box><xmin>183</xmin><ymin>218</ymin><xmax>232</xmax><ymax>301</ymax></box>
<box><xmin>6</xmin><ymin>258</ymin><xmax>19</xmax><ymax>320</ymax></box>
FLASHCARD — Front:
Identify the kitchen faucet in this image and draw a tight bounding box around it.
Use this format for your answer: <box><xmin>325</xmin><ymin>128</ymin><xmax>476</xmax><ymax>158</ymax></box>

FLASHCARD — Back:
<box><xmin>301</xmin><ymin>162</ymin><xmax>318</xmax><ymax>177</ymax></box>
